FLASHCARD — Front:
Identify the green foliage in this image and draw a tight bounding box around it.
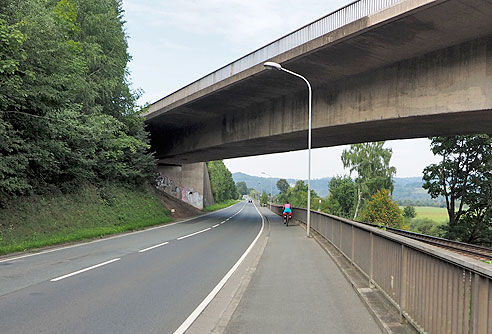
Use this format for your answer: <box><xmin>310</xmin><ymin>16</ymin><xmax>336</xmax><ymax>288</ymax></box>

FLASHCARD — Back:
<box><xmin>203</xmin><ymin>199</ymin><xmax>239</xmax><ymax>212</ymax></box>
<box><xmin>276</xmin><ymin>180</ymin><xmax>320</xmax><ymax>210</ymax></box>
<box><xmin>342</xmin><ymin>142</ymin><xmax>396</xmax><ymax>218</ymax></box>
<box><xmin>236</xmin><ymin>181</ymin><xmax>248</xmax><ymax>196</ymax></box>
<box><xmin>261</xmin><ymin>191</ymin><xmax>268</xmax><ymax>205</ymax></box>
<box><xmin>423</xmin><ymin>135</ymin><xmax>492</xmax><ymax>245</ymax></box>
<box><xmin>403</xmin><ymin>205</ymin><xmax>417</xmax><ymax>219</ymax></box>
<box><xmin>0</xmin><ymin>184</ymin><xmax>172</xmax><ymax>255</ymax></box>
<box><xmin>207</xmin><ymin>160</ymin><xmax>237</xmax><ymax>203</ymax></box>
<box><xmin>408</xmin><ymin>218</ymin><xmax>444</xmax><ymax>237</ymax></box>
<box><xmin>0</xmin><ymin>0</ymin><xmax>155</xmax><ymax>206</ymax></box>
<box><xmin>325</xmin><ymin>176</ymin><xmax>357</xmax><ymax>218</ymax></box>
<box><xmin>362</xmin><ymin>189</ymin><xmax>403</xmax><ymax>228</ymax></box>
<box><xmin>276</xmin><ymin>179</ymin><xmax>289</xmax><ymax>194</ymax></box>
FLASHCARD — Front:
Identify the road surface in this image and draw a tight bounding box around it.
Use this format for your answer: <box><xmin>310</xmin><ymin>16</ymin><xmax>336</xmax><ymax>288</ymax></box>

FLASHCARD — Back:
<box><xmin>0</xmin><ymin>201</ymin><xmax>261</xmax><ymax>334</ymax></box>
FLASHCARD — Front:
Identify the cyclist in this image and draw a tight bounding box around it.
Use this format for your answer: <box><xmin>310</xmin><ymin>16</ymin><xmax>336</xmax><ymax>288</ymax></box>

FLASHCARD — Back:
<box><xmin>282</xmin><ymin>201</ymin><xmax>292</xmax><ymax>224</ymax></box>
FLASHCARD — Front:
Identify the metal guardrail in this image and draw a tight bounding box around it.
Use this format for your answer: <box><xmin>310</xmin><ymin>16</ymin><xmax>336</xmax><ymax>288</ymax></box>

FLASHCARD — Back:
<box><xmin>271</xmin><ymin>205</ymin><xmax>492</xmax><ymax>334</ymax></box>
<box><xmin>150</xmin><ymin>0</ymin><xmax>404</xmax><ymax>111</ymax></box>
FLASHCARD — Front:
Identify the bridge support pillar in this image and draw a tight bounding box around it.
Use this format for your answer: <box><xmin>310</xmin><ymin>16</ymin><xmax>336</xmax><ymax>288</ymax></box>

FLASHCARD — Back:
<box><xmin>156</xmin><ymin>162</ymin><xmax>215</xmax><ymax>210</ymax></box>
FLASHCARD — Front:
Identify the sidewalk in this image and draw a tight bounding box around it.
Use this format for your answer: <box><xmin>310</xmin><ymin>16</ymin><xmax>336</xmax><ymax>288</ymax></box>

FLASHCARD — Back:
<box><xmin>223</xmin><ymin>208</ymin><xmax>383</xmax><ymax>334</ymax></box>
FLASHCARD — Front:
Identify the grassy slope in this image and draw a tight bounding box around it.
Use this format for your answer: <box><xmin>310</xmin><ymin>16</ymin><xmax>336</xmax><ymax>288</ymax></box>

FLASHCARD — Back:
<box><xmin>0</xmin><ymin>185</ymin><xmax>173</xmax><ymax>255</ymax></box>
<box><xmin>204</xmin><ymin>199</ymin><xmax>240</xmax><ymax>212</ymax></box>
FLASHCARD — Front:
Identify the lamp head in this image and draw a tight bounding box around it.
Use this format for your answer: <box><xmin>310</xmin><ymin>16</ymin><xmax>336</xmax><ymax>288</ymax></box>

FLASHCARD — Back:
<box><xmin>264</xmin><ymin>61</ymin><xmax>282</xmax><ymax>70</ymax></box>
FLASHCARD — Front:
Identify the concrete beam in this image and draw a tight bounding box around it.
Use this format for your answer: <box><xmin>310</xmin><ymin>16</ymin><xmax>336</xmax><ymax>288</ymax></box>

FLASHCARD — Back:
<box><xmin>151</xmin><ymin>34</ymin><xmax>492</xmax><ymax>164</ymax></box>
<box><xmin>146</xmin><ymin>0</ymin><xmax>492</xmax><ymax>164</ymax></box>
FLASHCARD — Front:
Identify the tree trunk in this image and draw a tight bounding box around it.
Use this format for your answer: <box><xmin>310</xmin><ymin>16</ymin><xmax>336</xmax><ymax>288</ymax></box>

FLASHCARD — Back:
<box><xmin>353</xmin><ymin>184</ymin><xmax>361</xmax><ymax>220</ymax></box>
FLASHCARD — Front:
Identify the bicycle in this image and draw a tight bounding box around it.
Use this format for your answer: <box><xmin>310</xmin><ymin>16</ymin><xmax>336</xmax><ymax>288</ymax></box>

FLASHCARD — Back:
<box><xmin>283</xmin><ymin>212</ymin><xmax>292</xmax><ymax>226</ymax></box>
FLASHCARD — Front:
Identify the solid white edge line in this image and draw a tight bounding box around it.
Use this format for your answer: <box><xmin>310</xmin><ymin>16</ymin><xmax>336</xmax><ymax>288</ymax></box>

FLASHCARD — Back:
<box><xmin>50</xmin><ymin>258</ymin><xmax>121</xmax><ymax>282</ymax></box>
<box><xmin>138</xmin><ymin>242</ymin><xmax>169</xmax><ymax>253</ymax></box>
<box><xmin>0</xmin><ymin>201</ymin><xmax>246</xmax><ymax>264</ymax></box>
<box><xmin>173</xmin><ymin>201</ymin><xmax>265</xmax><ymax>334</ymax></box>
<box><xmin>177</xmin><ymin>227</ymin><xmax>212</xmax><ymax>240</ymax></box>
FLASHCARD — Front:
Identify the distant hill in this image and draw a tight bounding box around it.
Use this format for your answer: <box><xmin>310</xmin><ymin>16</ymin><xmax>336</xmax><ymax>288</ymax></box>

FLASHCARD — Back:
<box><xmin>232</xmin><ymin>172</ymin><xmax>444</xmax><ymax>206</ymax></box>
<box><xmin>232</xmin><ymin>172</ymin><xmax>330</xmax><ymax>196</ymax></box>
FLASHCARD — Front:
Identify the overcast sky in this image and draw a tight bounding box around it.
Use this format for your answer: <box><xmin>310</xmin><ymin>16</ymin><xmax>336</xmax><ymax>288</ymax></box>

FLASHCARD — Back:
<box><xmin>122</xmin><ymin>0</ymin><xmax>440</xmax><ymax>179</ymax></box>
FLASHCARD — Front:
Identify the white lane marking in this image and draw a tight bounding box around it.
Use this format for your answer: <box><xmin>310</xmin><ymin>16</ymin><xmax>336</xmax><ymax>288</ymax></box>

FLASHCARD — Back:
<box><xmin>0</xmin><ymin>202</ymin><xmax>246</xmax><ymax>264</ymax></box>
<box><xmin>138</xmin><ymin>242</ymin><xmax>169</xmax><ymax>253</ymax></box>
<box><xmin>175</xmin><ymin>203</ymin><xmax>247</xmax><ymax>239</ymax></box>
<box><xmin>50</xmin><ymin>258</ymin><xmax>121</xmax><ymax>282</ymax></box>
<box><xmin>173</xmin><ymin>201</ymin><xmax>265</xmax><ymax>334</ymax></box>
<box><xmin>177</xmin><ymin>228</ymin><xmax>212</xmax><ymax>240</ymax></box>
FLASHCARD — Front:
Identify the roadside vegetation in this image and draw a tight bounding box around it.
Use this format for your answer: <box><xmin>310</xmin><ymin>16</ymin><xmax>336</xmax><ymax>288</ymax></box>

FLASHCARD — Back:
<box><xmin>0</xmin><ymin>185</ymin><xmax>172</xmax><ymax>255</ymax></box>
<box><xmin>203</xmin><ymin>199</ymin><xmax>241</xmax><ymax>212</ymax></box>
<box><xmin>267</xmin><ymin>136</ymin><xmax>492</xmax><ymax>247</ymax></box>
<box><xmin>0</xmin><ymin>0</ymin><xmax>173</xmax><ymax>255</ymax></box>
<box><xmin>205</xmin><ymin>160</ymin><xmax>242</xmax><ymax>212</ymax></box>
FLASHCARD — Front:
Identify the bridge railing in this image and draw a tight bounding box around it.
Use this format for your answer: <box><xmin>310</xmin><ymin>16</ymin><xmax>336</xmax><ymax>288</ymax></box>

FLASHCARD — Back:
<box><xmin>150</xmin><ymin>0</ymin><xmax>405</xmax><ymax>111</ymax></box>
<box><xmin>271</xmin><ymin>205</ymin><xmax>492</xmax><ymax>334</ymax></box>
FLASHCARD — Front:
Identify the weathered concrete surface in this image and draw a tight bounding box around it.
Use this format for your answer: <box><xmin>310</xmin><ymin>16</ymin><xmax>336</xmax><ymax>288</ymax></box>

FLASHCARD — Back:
<box><xmin>146</xmin><ymin>0</ymin><xmax>492</xmax><ymax>164</ymax></box>
<box><xmin>157</xmin><ymin>162</ymin><xmax>214</xmax><ymax>209</ymax></box>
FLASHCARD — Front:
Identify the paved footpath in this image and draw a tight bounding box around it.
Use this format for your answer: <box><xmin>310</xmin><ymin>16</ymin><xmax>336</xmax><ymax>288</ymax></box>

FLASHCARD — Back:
<box><xmin>223</xmin><ymin>209</ymin><xmax>383</xmax><ymax>334</ymax></box>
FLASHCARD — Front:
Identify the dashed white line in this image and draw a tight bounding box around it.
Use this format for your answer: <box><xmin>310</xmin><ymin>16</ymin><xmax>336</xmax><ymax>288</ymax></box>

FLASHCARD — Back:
<box><xmin>212</xmin><ymin>224</ymin><xmax>220</xmax><ymax>228</ymax></box>
<box><xmin>0</xmin><ymin>202</ymin><xmax>246</xmax><ymax>264</ymax></box>
<box><xmin>138</xmin><ymin>242</ymin><xmax>169</xmax><ymax>253</ymax></box>
<box><xmin>177</xmin><ymin>227</ymin><xmax>212</xmax><ymax>240</ymax></box>
<box><xmin>50</xmin><ymin>258</ymin><xmax>121</xmax><ymax>282</ymax></box>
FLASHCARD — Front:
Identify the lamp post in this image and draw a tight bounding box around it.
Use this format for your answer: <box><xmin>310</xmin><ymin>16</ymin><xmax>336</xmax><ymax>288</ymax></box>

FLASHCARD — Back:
<box><xmin>261</xmin><ymin>172</ymin><xmax>273</xmax><ymax>210</ymax></box>
<box><xmin>264</xmin><ymin>61</ymin><xmax>312</xmax><ymax>237</ymax></box>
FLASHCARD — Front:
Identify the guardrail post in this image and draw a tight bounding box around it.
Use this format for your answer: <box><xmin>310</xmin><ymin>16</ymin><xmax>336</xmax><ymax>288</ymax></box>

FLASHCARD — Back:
<box><xmin>470</xmin><ymin>273</ymin><xmax>489</xmax><ymax>334</ymax></box>
<box><xmin>369</xmin><ymin>231</ymin><xmax>374</xmax><ymax>288</ymax></box>
<box><xmin>351</xmin><ymin>225</ymin><xmax>355</xmax><ymax>264</ymax></box>
<box><xmin>339</xmin><ymin>221</ymin><xmax>342</xmax><ymax>249</ymax></box>
<box><xmin>331</xmin><ymin>217</ymin><xmax>334</xmax><ymax>242</ymax></box>
<box><xmin>400</xmin><ymin>244</ymin><xmax>408</xmax><ymax>323</ymax></box>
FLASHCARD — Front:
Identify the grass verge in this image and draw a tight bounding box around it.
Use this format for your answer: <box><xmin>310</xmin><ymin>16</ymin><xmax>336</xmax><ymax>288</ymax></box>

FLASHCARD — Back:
<box><xmin>203</xmin><ymin>199</ymin><xmax>240</xmax><ymax>212</ymax></box>
<box><xmin>0</xmin><ymin>184</ymin><xmax>173</xmax><ymax>256</ymax></box>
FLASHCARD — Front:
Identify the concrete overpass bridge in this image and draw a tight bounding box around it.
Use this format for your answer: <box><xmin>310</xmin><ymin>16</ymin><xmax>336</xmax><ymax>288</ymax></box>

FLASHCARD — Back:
<box><xmin>145</xmin><ymin>0</ymin><xmax>492</xmax><ymax>207</ymax></box>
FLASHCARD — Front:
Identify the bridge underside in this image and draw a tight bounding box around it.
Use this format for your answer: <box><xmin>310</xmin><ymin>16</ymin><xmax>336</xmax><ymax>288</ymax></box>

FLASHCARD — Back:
<box><xmin>146</xmin><ymin>0</ymin><xmax>492</xmax><ymax>164</ymax></box>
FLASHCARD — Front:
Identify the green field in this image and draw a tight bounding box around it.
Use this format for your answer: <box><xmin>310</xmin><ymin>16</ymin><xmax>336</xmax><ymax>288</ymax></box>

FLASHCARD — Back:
<box><xmin>401</xmin><ymin>206</ymin><xmax>448</xmax><ymax>223</ymax></box>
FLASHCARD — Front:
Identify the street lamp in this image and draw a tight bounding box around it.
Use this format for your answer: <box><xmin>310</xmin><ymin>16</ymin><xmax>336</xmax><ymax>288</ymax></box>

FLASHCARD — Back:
<box><xmin>261</xmin><ymin>172</ymin><xmax>273</xmax><ymax>210</ymax></box>
<box><xmin>264</xmin><ymin>61</ymin><xmax>312</xmax><ymax>237</ymax></box>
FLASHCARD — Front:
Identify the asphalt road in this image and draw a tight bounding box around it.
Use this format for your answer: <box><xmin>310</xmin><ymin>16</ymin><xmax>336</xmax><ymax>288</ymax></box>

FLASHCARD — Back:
<box><xmin>0</xmin><ymin>201</ymin><xmax>262</xmax><ymax>334</ymax></box>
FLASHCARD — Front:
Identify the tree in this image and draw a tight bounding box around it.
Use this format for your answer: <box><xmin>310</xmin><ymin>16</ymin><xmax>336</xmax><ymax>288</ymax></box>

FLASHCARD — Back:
<box><xmin>276</xmin><ymin>178</ymin><xmax>290</xmax><ymax>204</ymax></box>
<box><xmin>325</xmin><ymin>176</ymin><xmax>357</xmax><ymax>218</ymax></box>
<box><xmin>342</xmin><ymin>142</ymin><xmax>396</xmax><ymax>219</ymax></box>
<box><xmin>276</xmin><ymin>179</ymin><xmax>289</xmax><ymax>194</ymax></box>
<box><xmin>0</xmin><ymin>0</ymin><xmax>155</xmax><ymax>205</ymax></box>
<box><xmin>207</xmin><ymin>160</ymin><xmax>237</xmax><ymax>203</ymax></box>
<box><xmin>403</xmin><ymin>206</ymin><xmax>416</xmax><ymax>219</ymax></box>
<box><xmin>423</xmin><ymin>135</ymin><xmax>492</xmax><ymax>245</ymax></box>
<box><xmin>362</xmin><ymin>189</ymin><xmax>403</xmax><ymax>228</ymax></box>
<box><xmin>285</xmin><ymin>180</ymin><xmax>319</xmax><ymax>210</ymax></box>
<box><xmin>236</xmin><ymin>181</ymin><xmax>248</xmax><ymax>196</ymax></box>
<box><xmin>261</xmin><ymin>192</ymin><xmax>268</xmax><ymax>205</ymax></box>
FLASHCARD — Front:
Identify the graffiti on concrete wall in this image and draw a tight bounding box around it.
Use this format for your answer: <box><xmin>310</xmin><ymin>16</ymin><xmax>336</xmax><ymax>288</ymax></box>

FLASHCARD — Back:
<box><xmin>156</xmin><ymin>174</ymin><xmax>179</xmax><ymax>197</ymax></box>
<box><xmin>156</xmin><ymin>173</ymin><xmax>203</xmax><ymax>209</ymax></box>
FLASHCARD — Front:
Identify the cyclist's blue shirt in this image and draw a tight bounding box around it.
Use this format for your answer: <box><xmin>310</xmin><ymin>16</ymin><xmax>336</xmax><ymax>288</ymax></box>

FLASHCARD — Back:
<box><xmin>283</xmin><ymin>207</ymin><xmax>292</xmax><ymax>214</ymax></box>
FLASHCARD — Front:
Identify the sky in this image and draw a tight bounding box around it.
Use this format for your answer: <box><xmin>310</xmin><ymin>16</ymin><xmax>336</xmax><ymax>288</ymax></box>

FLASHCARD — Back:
<box><xmin>122</xmin><ymin>0</ymin><xmax>441</xmax><ymax>179</ymax></box>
